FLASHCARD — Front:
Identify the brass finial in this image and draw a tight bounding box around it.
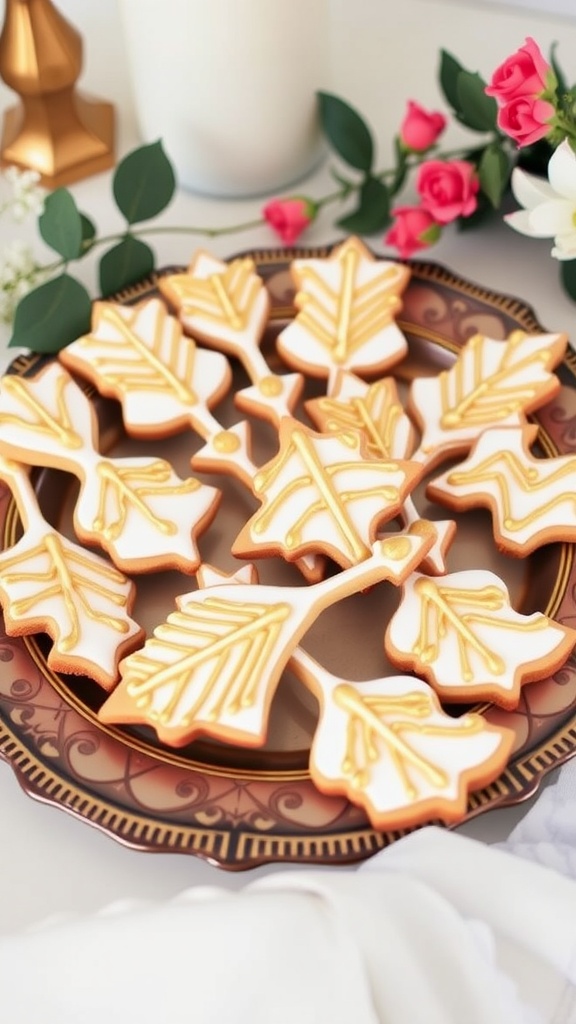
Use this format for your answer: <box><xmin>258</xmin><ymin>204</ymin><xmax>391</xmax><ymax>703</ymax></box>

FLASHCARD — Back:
<box><xmin>0</xmin><ymin>0</ymin><xmax>115</xmax><ymax>187</ymax></box>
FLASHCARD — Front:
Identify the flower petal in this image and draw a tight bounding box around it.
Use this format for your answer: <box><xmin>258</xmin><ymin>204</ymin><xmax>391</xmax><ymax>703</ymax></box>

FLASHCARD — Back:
<box><xmin>550</xmin><ymin>230</ymin><xmax>576</xmax><ymax>259</ymax></box>
<box><xmin>510</xmin><ymin>167</ymin><xmax>557</xmax><ymax>209</ymax></box>
<box><xmin>528</xmin><ymin>198</ymin><xmax>576</xmax><ymax>236</ymax></box>
<box><xmin>504</xmin><ymin>209</ymin><xmax>548</xmax><ymax>237</ymax></box>
<box><xmin>547</xmin><ymin>140</ymin><xmax>576</xmax><ymax>200</ymax></box>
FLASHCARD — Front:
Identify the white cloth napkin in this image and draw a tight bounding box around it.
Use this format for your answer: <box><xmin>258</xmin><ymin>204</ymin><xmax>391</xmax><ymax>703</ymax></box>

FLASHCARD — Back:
<box><xmin>1</xmin><ymin>761</ymin><xmax>576</xmax><ymax>1024</ymax></box>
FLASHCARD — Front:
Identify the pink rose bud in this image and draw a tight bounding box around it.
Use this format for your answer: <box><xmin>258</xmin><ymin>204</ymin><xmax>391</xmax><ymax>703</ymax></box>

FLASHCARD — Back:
<box><xmin>417</xmin><ymin>160</ymin><xmax>479</xmax><ymax>224</ymax></box>
<box><xmin>486</xmin><ymin>37</ymin><xmax>553</xmax><ymax>103</ymax></box>
<box><xmin>263</xmin><ymin>196</ymin><xmax>317</xmax><ymax>245</ymax></box>
<box><xmin>497</xmin><ymin>95</ymin><xmax>555</xmax><ymax>147</ymax></box>
<box><xmin>399</xmin><ymin>101</ymin><xmax>447</xmax><ymax>152</ymax></box>
<box><xmin>385</xmin><ymin>206</ymin><xmax>441</xmax><ymax>259</ymax></box>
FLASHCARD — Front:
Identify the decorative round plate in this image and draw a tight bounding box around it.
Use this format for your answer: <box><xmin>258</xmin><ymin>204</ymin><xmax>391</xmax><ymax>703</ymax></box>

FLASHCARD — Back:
<box><xmin>1</xmin><ymin>245</ymin><xmax>575</xmax><ymax>870</ymax></box>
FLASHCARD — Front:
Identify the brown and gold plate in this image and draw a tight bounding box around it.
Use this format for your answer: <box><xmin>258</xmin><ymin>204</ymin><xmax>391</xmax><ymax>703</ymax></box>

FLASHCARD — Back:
<box><xmin>0</xmin><ymin>245</ymin><xmax>575</xmax><ymax>870</ymax></box>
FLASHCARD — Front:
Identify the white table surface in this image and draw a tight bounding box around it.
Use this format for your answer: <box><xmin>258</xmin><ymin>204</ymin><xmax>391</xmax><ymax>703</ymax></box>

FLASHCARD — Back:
<box><xmin>0</xmin><ymin>0</ymin><xmax>576</xmax><ymax>933</ymax></box>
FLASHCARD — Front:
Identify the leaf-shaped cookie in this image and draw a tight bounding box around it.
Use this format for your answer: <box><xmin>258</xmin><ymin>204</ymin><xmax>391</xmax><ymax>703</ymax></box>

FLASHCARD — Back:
<box><xmin>0</xmin><ymin>457</ymin><xmax>143</xmax><ymax>688</ymax></box>
<box><xmin>232</xmin><ymin>418</ymin><xmax>423</xmax><ymax>569</ymax></box>
<box><xmin>159</xmin><ymin>251</ymin><xmax>271</xmax><ymax>372</ymax></box>
<box><xmin>409</xmin><ymin>329</ymin><xmax>567</xmax><ymax>470</ymax></box>
<box><xmin>276</xmin><ymin>236</ymin><xmax>410</xmax><ymax>379</ymax></box>
<box><xmin>59</xmin><ymin>298</ymin><xmax>232</xmax><ymax>440</ymax></box>
<box><xmin>305</xmin><ymin>370</ymin><xmax>455</xmax><ymax>574</ymax></box>
<box><xmin>290</xmin><ymin>648</ymin><xmax>513</xmax><ymax>830</ymax></box>
<box><xmin>74</xmin><ymin>456</ymin><xmax>220</xmax><ymax>573</ymax></box>
<box><xmin>0</xmin><ymin>364</ymin><xmax>222</xmax><ymax>574</ymax></box>
<box><xmin>305</xmin><ymin>371</ymin><xmax>416</xmax><ymax>460</ymax></box>
<box><xmin>385</xmin><ymin>568</ymin><xmax>576</xmax><ymax>708</ymax></box>
<box><xmin>427</xmin><ymin>424</ymin><xmax>576</xmax><ymax>556</ymax></box>
<box><xmin>98</xmin><ymin>529</ymin><xmax>436</xmax><ymax>747</ymax></box>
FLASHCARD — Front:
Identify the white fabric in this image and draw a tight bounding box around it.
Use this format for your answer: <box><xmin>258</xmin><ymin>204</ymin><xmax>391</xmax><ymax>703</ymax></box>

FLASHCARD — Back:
<box><xmin>2</xmin><ymin>762</ymin><xmax>576</xmax><ymax>1023</ymax></box>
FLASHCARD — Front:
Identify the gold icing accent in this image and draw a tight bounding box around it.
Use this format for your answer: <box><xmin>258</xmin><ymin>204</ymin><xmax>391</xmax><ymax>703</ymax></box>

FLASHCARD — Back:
<box><xmin>0</xmin><ymin>372</ymin><xmax>84</xmax><ymax>449</ymax></box>
<box><xmin>411</xmin><ymin>577</ymin><xmax>550</xmax><ymax>682</ymax></box>
<box><xmin>250</xmin><ymin>426</ymin><xmax>407</xmax><ymax>563</ymax></box>
<box><xmin>248</xmin><ymin>424</ymin><xmax>410</xmax><ymax>562</ymax></box>
<box><xmin>310</xmin><ymin>379</ymin><xmax>407</xmax><ymax>461</ymax></box>
<box><xmin>213</xmin><ymin>431</ymin><xmax>240</xmax><ymax>454</ymax></box>
<box><xmin>381</xmin><ymin>536</ymin><xmax>412</xmax><ymax>561</ymax></box>
<box><xmin>437</xmin><ymin>331</ymin><xmax>556</xmax><ymax>432</ymax></box>
<box><xmin>163</xmin><ymin>258</ymin><xmax>262</xmax><ymax>339</ymax></box>
<box><xmin>333</xmin><ymin>684</ymin><xmax>483</xmax><ymax>798</ymax></box>
<box><xmin>259</xmin><ymin>375</ymin><xmax>283</xmax><ymax>397</ymax></box>
<box><xmin>292</xmin><ymin>243</ymin><xmax>406</xmax><ymax>366</ymax></box>
<box><xmin>79</xmin><ymin>305</ymin><xmax>198</xmax><ymax>404</ymax></box>
<box><xmin>124</xmin><ymin>597</ymin><xmax>291</xmax><ymax>726</ymax></box>
<box><xmin>446</xmin><ymin>449</ymin><xmax>576</xmax><ymax>534</ymax></box>
<box><xmin>94</xmin><ymin>460</ymin><xmax>200</xmax><ymax>540</ymax></box>
<box><xmin>0</xmin><ymin>531</ymin><xmax>130</xmax><ymax>651</ymax></box>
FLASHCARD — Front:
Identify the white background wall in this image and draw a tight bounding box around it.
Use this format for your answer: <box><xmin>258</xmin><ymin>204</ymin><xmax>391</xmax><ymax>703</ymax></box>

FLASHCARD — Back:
<box><xmin>2</xmin><ymin>0</ymin><xmax>576</xmax><ymax>165</ymax></box>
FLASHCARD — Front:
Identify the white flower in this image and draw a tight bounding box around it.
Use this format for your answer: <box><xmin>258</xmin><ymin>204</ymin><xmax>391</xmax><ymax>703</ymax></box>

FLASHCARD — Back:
<box><xmin>1</xmin><ymin>165</ymin><xmax>45</xmax><ymax>222</ymax></box>
<box><xmin>505</xmin><ymin>139</ymin><xmax>576</xmax><ymax>261</ymax></box>
<box><xmin>0</xmin><ymin>241</ymin><xmax>44</xmax><ymax>324</ymax></box>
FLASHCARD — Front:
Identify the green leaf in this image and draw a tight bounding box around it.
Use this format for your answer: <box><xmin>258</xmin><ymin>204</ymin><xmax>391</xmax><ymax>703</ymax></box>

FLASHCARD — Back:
<box><xmin>8</xmin><ymin>274</ymin><xmax>91</xmax><ymax>353</ymax></box>
<box><xmin>330</xmin><ymin>167</ymin><xmax>355</xmax><ymax>198</ymax></box>
<box><xmin>549</xmin><ymin>42</ymin><xmax>567</xmax><ymax>99</ymax></box>
<box><xmin>99</xmin><ymin>236</ymin><xmax>155</xmax><ymax>296</ymax></box>
<box><xmin>337</xmin><ymin>176</ymin><xmax>390</xmax><ymax>234</ymax></box>
<box><xmin>38</xmin><ymin>189</ymin><xmax>83</xmax><ymax>260</ymax></box>
<box><xmin>456</xmin><ymin>71</ymin><xmax>498</xmax><ymax>132</ymax></box>
<box><xmin>79</xmin><ymin>213</ymin><xmax>97</xmax><ymax>253</ymax></box>
<box><xmin>318</xmin><ymin>92</ymin><xmax>374</xmax><ymax>172</ymax></box>
<box><xmin>439</xmin><ymin>50</ymin><xmax>466</xmax><ymax>113</ymax></box>
<box><xmin>560</xmin><ymin>260</ymin><xmax>576</xmax><ymax>302</ymax></box>
<box><xmin>112</xmin><ymin>140</ymin><xmax>176</xmax><ymax>225</ymax></box>
<box><xmin>478</xmin><ymin>143</ymin><xmax>511</xmax><ymax>208</ymax></box>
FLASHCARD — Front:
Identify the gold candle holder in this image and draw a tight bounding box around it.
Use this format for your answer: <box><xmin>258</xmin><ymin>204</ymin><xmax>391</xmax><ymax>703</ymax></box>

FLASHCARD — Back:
<box><xmin>0</xmin><ymin>0</ymin><xmax>115</xmax><ymax>188</ymax></box>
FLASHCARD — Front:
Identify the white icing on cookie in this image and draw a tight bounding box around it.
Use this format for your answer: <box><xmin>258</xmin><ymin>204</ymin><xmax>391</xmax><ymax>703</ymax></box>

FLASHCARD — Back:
<box><xmin>98</xmin><ymin>533</ymin><xmax>436</xmax><ymax>747</ymax></box>
<box><xmin>159</xmin><ymin>252</ymin><xmax>271</xmax><ymax>379</ymax></box>
<box><xmin>0</xmin><ymin>456</ymin><xmax>143</xmax><ymax>688</ymax></box>
<box><xmin>290</xmin><ymin>648</ymin><xmax>512</xmax><ymax>829</ymax></box>
<box><xmin>276</xmin><ymin>237</ymin><xmax>410</xmax><ymax>378</ymax></box>
<box><xmin>409</xmin><ymin>329</ymin><xmax>567</xmax><ymax>468</ymax></box>
<box><xmin>386</xmin><ymin>568</ymin><xmax>575</xmax><ymax>706</ymax></box>
<box><xmin>234</xmin><ymin>372</ymin><xmax>304</xmax><ymax>428</ymax></box>
<box><xmin>233</xmin><ymin>419</ymin><xmax>423</xmax><ymax>568</ymax></box>
<box><xmin>305</xmin><ymin>369</ymin><xmax>455</xmax><ymax>574</ymax></box>
<box><xmin>59</xmin><ymin>298</ymin><xmax>232</xmax><ymax>439</ymax></box>
<box><xmin>0</xmin><ymin>364</ymin><xmax>221</xmax><ymax>573</ymax></box>
<box><xmin>427</xmin><ymin>424</ymin><xmax>576</xmax><ymax>554</ymax></box>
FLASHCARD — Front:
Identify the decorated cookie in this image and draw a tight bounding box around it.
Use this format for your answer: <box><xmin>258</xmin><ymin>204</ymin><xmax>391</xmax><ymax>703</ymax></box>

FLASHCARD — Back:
<box><xmin>275</xmin><ymin>236</ymin><xmax>411</xmax><ymax>379</ymax></box>
<box><xmin>0</xmin><ymin>456</ymin><xmax>144</xmax><ymax>688</ymax></box>
<box><xmin>58</xmin><ymin>298</ymin><xmax>233</xmax><ymax>441</ymax></box>
<box><xmin>409</xmin><ymin>329</ymin><xmax>568</xmax><ymax>471</ymax></box>
<box><xmin>98</xmin><ymin>529</ymin><xmax>435</xmax><ymax>748</ymax></box>
<box><xmin>427</xmin><ymin>424</ymin><xmax>576</xmax><ymax>556</ymax></box>
<box><xmin>305</xmin><ymin>369</ymin><xmax>456</xmax><ymax>574</ymax></box>
<box><xmin>385</xmin><ymin>569</ymin><xmax>576</xmax><ymax>708</ymax></box>
<box><xmin>159</xmin><ymin>251</ymin><xmax>305</xmax><ymax>426</ymax></box>
<box><xmin>0</xmin><ymin>364</ymin><xmax>221</xmax><ymax>574</ymax></box>
<box><xmin>232</xmin><ymin>417</ymin><xmax>424</xmax><ymax>569</ymax></box>
<box><xmin>289</xmin><ymin>647</ymin><xmax>514</xmax><ymax>830</ymax></box>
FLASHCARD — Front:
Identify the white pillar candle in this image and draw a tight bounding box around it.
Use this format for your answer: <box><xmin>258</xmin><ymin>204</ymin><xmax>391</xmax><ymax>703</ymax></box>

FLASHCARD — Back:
<box><xmin>119</xmin><ymin>0</ymin><xmax>330</xmax><ymax>197</ymax></box>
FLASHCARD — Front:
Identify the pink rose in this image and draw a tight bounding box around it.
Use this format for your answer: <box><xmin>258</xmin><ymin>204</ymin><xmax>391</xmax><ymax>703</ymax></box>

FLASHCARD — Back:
<box><xmin>497</xmin><ymin>95</ymin><xmax>555</xmax><ymax>147</ymax></box>
<box><xmin>399</xmin><ymin>101</ymin><xmax>446</xmax><ymax>152</ymax></box>
<box><xmin>263</xmin><ymin>196</ymin><xmax>316</xmax><ymax>245</ymax></box>
<box><xmin>385</xmin><ymin>206</ymin><xmax>441</xmax><ymax>258</ymax></box>
<box><xmin>486</xmin><ymin>37</ymin><xmax>552</xmax><ymax>103</ymax></box>
<box><xmin>417</xmin><ymin>160</ymin><xmax>479</xmax><ymax>224</ymax></box>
